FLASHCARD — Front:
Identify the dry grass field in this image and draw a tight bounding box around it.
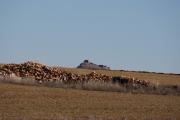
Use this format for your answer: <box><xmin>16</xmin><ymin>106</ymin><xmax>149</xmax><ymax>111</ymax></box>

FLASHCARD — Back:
<box><xmin>60</xmin><ymin>67</ymin><xmax>180</xmax><ymax>85</ymax></box>
<box><xmin>0</xmin><ymin>83</ymin><xmax>180</xmax><ymax>120</ymax></box>
<box><xmin>0</xmin><ymin>67</ymin><xmax>180</xmax><ymax>120</ymax></box>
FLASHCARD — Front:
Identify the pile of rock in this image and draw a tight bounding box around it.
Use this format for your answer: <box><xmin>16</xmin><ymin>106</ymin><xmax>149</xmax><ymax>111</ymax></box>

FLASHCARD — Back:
<box><xmin>0</xmin><ymin>61</ymin><xmax>151</xmax><ymax>87</ymax></box>
<box><xmin>0</xmin><ymin>61</ymin><xmax>112</xmax><ymax>84</ymax></box>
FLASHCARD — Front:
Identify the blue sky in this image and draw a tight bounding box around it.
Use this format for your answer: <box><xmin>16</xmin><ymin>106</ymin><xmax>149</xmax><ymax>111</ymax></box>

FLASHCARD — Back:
<box><xmin>0</xmin><ymin>0</ymin><xmax>180</xmax><ymax>73</ymax></box>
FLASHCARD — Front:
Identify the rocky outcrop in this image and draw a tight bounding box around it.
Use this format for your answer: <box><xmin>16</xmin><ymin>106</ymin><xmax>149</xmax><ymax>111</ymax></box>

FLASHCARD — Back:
<box><xmin>77</xmin><ymin>60</ymin><xmax>110</xmax><ymax>70</ymax></box>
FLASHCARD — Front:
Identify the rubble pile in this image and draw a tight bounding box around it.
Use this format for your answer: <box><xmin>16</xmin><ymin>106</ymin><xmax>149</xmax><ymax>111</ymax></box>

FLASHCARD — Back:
<box><xmin>0</xmin><ymin>61</ymin><xmax>112</xmax><ymax>84</ymax></box>
<box><xmin>0</xmin><ymin>61</ymin><xmax>151</xmax><ymax>87</ymax></box>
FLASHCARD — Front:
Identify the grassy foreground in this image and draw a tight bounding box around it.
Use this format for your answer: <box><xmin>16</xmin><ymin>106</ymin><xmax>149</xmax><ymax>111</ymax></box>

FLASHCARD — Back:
<box><xmin>0</xmin><ymin>83</ymin><xmax>180</xmax><ymax>120</ymax></box>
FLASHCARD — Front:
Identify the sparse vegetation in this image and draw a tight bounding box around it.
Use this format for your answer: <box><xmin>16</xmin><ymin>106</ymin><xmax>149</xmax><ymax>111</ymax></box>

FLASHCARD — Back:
<box><xmin>1</xmin><ymin>77</ymin><xmax>180</xmax><ymax>96</ymax></box>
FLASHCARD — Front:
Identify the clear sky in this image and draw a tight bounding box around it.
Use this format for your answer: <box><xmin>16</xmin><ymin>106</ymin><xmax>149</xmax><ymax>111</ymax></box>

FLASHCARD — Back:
<box><xmin>0</xmin><ymin>0</ymin><xmax>180</xmax><ymax>73</ymax></box>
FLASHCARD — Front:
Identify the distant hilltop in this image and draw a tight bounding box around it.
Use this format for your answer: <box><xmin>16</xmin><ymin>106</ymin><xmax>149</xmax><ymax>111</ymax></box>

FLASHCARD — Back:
<box><xmin>77</xmin><ymin>60</ymin><xmax>110</xmax><ymax>70</ymax></box>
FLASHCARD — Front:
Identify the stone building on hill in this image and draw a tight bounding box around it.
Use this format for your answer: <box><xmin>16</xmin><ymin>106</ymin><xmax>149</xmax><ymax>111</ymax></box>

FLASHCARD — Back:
<box><xmin>77</xmin><ymin>60</ymin><xmax>110</xmax><ymax>70</ymax></box>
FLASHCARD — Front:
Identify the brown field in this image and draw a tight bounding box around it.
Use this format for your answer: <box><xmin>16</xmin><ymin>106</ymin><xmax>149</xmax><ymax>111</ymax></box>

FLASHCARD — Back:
<box><xmin>0</xmin><ymin>67</ymin><xmax>180</xmax><ymax>120</ymax></box>
<box><xmin>0</xmin><ymin>83</ymin><xmax>180</xmax><ymax>120</ymax></box>
<box><xmin>60</xmin><ymin>67</ymin><xmax>180</xmax><ymax>85</ymax></box>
